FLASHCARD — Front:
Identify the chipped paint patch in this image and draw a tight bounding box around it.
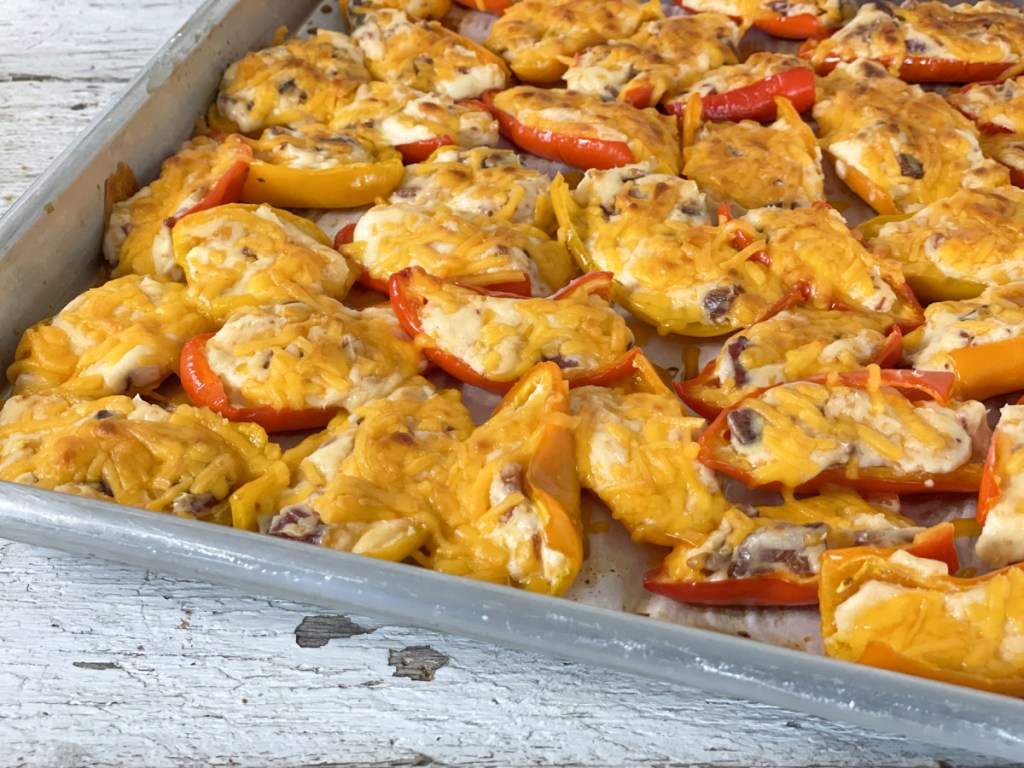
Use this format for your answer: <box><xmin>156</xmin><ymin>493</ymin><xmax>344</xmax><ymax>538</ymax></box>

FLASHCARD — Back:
<box><xmin>72</xmin><ymin>661</ymin><xmax>122</xmax><ymax>671</ymax></box>
<box><xmin>388</xmin><ymin>645</ymin><xmax>449</xmax><ymax>681</ymax></box>
<box><xmin>294</xmin><ymin>614</ymin><xmax>373</xmax><ymax>648</ymax></box>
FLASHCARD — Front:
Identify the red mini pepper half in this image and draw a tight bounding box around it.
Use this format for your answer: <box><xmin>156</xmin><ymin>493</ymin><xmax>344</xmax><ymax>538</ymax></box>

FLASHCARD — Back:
<box><xmin>480</xmin><ymin>90</ymin><xmax>636</xmax><ymax>171</ymax></box>
<box><xmin>676</xmin><ymin>297</ymin><xmax>904</xmax><ymax>420</ymax></box>
<box><xmin>752</xmin><ymin>13</ymin><xmax>830</xmax><ymax>40</ymax></box>
<box><xmin>452</xmin><ymin>0</ymin><xmax>512</xmax><ymax>13</ymax></box>
<box><xmin>664</xmin><ymin>67</ymin><xmax>816</xmax><ymax>123</ymax></box>
<box><xmin>389</xmin><ymin>266</ymin><xmax>638</xmax><ymax>393</ymax></box>
<box><xmin>799</xmin><ymin>42</ymin><xmax>1016</xmax><ymax>83</ymax></box>
<box><xmin>697</xmin><ymin>369</ymin><xmax>986</xmax><ymax>494</ymax></box>
<box><xmin>644</xmin><ymin>521</ymin><xmax>959</xmax><ymax>607</ymax></box>
<box><xmin>167</xmin><ymin>159</ymin><xmax>250</xmax><ymax>228</ymax></box>
<box><xmin>667</xmin><ymin>68</ymin><xmax>816</xmax><ymax>123</ymax></box>
<box><xmin>675</xmin><ymin>1</ymin><xmax>832</xmax><ymax>40</ymax></box>
<box><xmin>335</xmin><ymin>220</ymin><xmax>532</xmax><ymax>297</ymax></box>
<box><xmin>951</xmin><ymin>80</ymin><xmax>1015</xmax><ymax>135</ymax></box>
<box><xmin>180</xmin><ymin>333</ymin><xmax>337</xmax><ymax>433</ymax></box>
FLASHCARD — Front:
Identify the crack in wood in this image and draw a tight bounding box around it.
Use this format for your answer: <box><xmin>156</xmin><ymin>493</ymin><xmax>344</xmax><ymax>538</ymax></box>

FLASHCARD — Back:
<box><xmin>72</xmin><ymin>661</ymin><xmax>122</xmax><ymax>671</ymax></box>
<box><xmin>388</xmin><ymin>645</ymin><xmax>449</xmax><ymax>681</ymax></box>
<box><xmin>294</xmin><ymin>614</ymin><xmax>373</xmax><ymax>648</ymax></box>
<box><xmin>4</xmin><ymin>73</ymin><xmax>127</xmax><ymax>84</ymax></box>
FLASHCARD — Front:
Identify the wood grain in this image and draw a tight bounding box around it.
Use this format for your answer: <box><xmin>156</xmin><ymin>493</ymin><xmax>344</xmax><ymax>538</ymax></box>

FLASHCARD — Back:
<box><xmin>0</xmin><ymin>1</ymin><xmax>1018</xmax><ymax>765</ymax></box>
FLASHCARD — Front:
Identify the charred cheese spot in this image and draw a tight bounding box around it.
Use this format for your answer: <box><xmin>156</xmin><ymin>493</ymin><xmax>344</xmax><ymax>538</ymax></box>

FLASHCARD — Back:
<box><xmin>871</xmin><ymin>186</ymin><xmax>1024</xmax><ymax>290</ymax></box>
<box><xmin>172</xmin><ymin>203</ymin><xmax>354</xmax><ymax>322</ymax></box>
<box><xmin>493</xmin><ymin>86</ymin><xmax>680</xmax><ymax>173</ymax></box>
<box><xmin>0</xmin><ymin>393</ymin><xmax>282</xmax><ymax>525</ymax></box>
<box><xmin>216</xmin><ymin>29</ymin><xmax>369</xmax><ymax>133</ymax></box>
<box><xmin>103</xmin><ymin>135</ymin><xmax>251</xmax><ymax>279</ymax></box>
<box><xmin>7</xmin><ymin>275</ymin><xmax>212</xmax><ymax>399</ymax></box>
<box><xmin>571</xmin><ymin>384</ymin><xmax>729</xmax><ymax>545</ymax></box>
<box><xmin>815</xmin><ymin>61</ymin><xmax>1010</xmax><ymax>213</ymax></box>
<box><xmin>205</xmin><ymin>302</ymin><xmax>422</xmax><ymax>412</ymax></box>
<box><xmin>683</xmin><ymin>98</ymin><xmax>823</xmax><ymax>209</ymax></box>
<box><xmin>351</xmin><ymin>8</ymin><xmax>508</xmax><ymax>100</ymax></box>
<box><xmin>390</xmin><ymin>147</ymin><xmax>554</xmax><ymax>231</ymax></box>
<box><xmin>563</xmin><ymin>14</ymin><xmax>739</xmax><ymax>105</ymax></box>
<box><xmin>726</xmin><ymin>380</ymin><xmax>987</xmax><ymax>488</ymax></box>
<box><xmin>484</xmin><ymin>0</ymin><xmax>663</xmax><ymax>84</ymax></box>
<box><xmin>345</xmin><ymin>201</ymin><xmax>574</xmax><ymax>294</ymax></box>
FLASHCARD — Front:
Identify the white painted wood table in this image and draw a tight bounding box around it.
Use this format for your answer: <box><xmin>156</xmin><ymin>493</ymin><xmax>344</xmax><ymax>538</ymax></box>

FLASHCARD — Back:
<box><xmin>0</xmin><ymin>2</ymin><xmax>1018</xmax><ymax>765</ymax></box>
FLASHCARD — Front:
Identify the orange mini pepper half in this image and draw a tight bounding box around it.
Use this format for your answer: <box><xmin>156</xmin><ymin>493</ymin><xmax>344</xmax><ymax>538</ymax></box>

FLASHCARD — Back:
<box><xmin>819</xmin><ymin>525</ymin><xmax>1024</xmax><ymax>697</ymax></box>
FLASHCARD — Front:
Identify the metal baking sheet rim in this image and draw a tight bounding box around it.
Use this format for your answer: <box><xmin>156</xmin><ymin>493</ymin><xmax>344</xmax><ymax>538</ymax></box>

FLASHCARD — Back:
<box><xmin>0</xmin><ymin>0</ymin><xmax>1021</xmax><ymax>759</ymax></box>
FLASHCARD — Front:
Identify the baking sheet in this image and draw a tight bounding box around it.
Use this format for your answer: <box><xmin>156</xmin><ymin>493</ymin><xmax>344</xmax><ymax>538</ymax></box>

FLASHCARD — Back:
<box><xmin>1</xmin><ymin>0</ymin><xmax>1023</xmax><ymax>759</ymax></box>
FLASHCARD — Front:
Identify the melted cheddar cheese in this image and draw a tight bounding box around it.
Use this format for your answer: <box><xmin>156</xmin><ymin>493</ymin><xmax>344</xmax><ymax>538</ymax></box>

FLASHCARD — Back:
<box><xmin>412</xmin><ymin>273</ymin><xmax>633</xmax><ymax>381</ymax></box>
<box><xmin>330</xmin><ymin>81</ymin><xmax>498</xmax><ymax>150</ymax></box>
<box><xmin>694</xmin><ymin>308</ymin><xmax>891</xmax><ymax>412</ymax></box>
<box><xmin>484</xmin><ymin>0</ymin><xmax>663</xmax><ymax>84</ymax></box>
<box><xmin>205</xmin><ymin>301</ymin><xmax>422</xmax><ymax>412</ymax></box>
<box><xmin>903</xmin><ymin>283</ymin><xmax>1024</xmax><ymax>373</ymax></box>
<box><xmin>738</xmin><ymin>206</ymin><xmax>915</xmax><ymax>321</ymax></box>
<box><xmin>683</xmin><ymin>97</ymin><xmax>824</xmax><ymax>209</ymax></box>
<box><xmin>0</xmin><ymin>394</ymin><xmax>282</xmax><ymax>525</ymax></box>
<box><xmin>683</xmin><ymin>52</ymin><xmax>809</xmax><ymax>98</ymax></box>
<box><xmin>343</xmin><ymin>0</ymin><xmax>452</xmax><ymax>21</ymax></box>
<box><xmin>981</xmin><ymin>133</ymin><xmax>1024</xmax><ymax>176</ymax></box>
<box><xmin>7</xmin><ymin>275</ymin><xmax>211</xmax><ymax>399</ymax></box>
<box><xmin>661</xmin><ymin>491</ymin><xmax>917</xmax><ymax>584</ymax></box>
<box><xmin>351</xmin><ymin>9</ymin><xmax>508</xmax><ymax>100</ymax></box>
<box><xmin>977</xmin><ymin>405</ymin><xmax>1024</xmax><ymax>568</ymax></box>
<box><xmin>345</xmin><ymin>201</ymin><xmax>574</xmax><ymax>294</ymax></box>
<box><xmin>493</xmin><ymin>87</ymin><xmax>680</xmax><ymax>174</ymax></box>
<box><xmin>431</xmin><ymin>364</ymin><xmax>582</xmax><ymax>594</ymax></box>
<box><xmin>269</xmin><ymin>364</ymin><xmax>582</xmax><ymax>595</ymax></box>
<box><xmin>679</xmin><ymin>0</ymin><xmax>840</xmax><ymax>28</ymax></box>
<box><xmin>562</xmin><ymin>14</ymin><xmax>739</xmax><ymax>105</ymax></box>
<box><xmin>870</xmin><ymin>186</ymin><xmax>1024</xmax><ymax>291</ymax></box>
<box><xmin>823</xmin><ymin>549</ymin><xmax>1024</xmax><ymax>687</ymax></box>
<box><xmin>252</xmin><ymin>124</ymin><xmax>378</xmax><ymax>169</ymax></box>
<box><xmin>560</xmin><ymin>164</ymin><xmax>781</xmax><ymax>335</ymax></box>
<box><xmin>216</xmin><ymin>29</ymin><xmax>369</xmax><ymax>133</ymax></box>
<box><xmin>266</xmin><ymin>381</ymin><xmax>472</xmax><ymax>559</ymax></box>
<box><xmin>390</xmin><ymin>147</ymin><xmax>554</xmax><ymax>231</ymax></box>
<box><xmin>815</xmin><ymin>61</ymin><xmax>1009</xmax><ymax>213</ymax></box>
<box><xmin>949</xmin><ymin>75</ymin><xmax>1024</xmax><ymax>134</ymax></box>
<box><xmin>809</xmin><ymin>1</ymin><xmax>1024</xmax><ymax>72</ymax></box>
<box><xmin>724</xmin><ymin>379</ymin><xmax>987</xmax><ymax>488</ymax></box>
<box><xmin>103</xmin><ymin>135</ymin><xmax>251</xmax><ymax>279</ymax></box>
<box><xmin>172</xmin><ymin>203</ymin><xmax>354</xmax><ymax>322</ymax></box>
<box><xmin>571</xmin><ymin>384</ymin><xmax>729</xmax><ymax>545</ymax></box>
